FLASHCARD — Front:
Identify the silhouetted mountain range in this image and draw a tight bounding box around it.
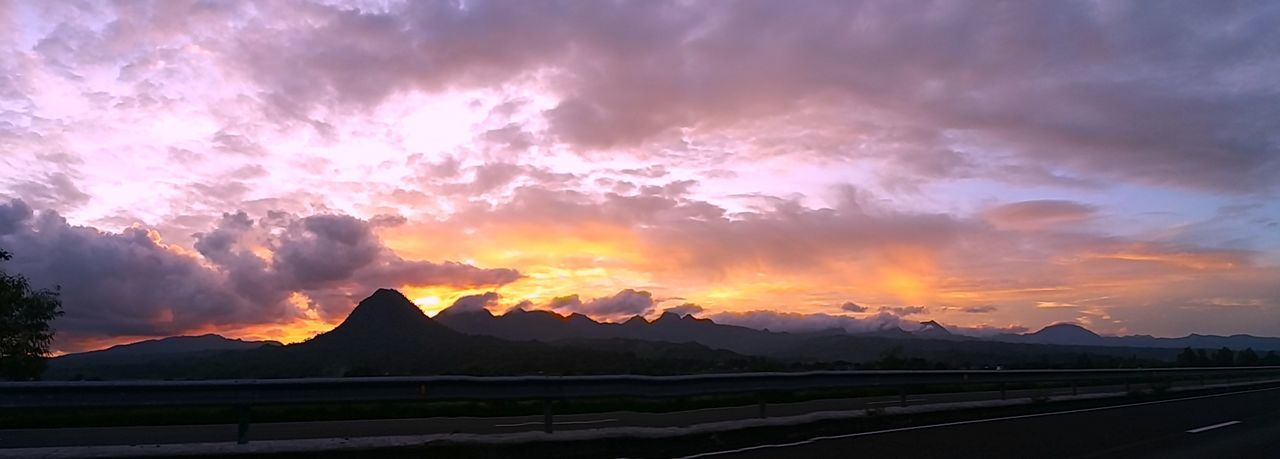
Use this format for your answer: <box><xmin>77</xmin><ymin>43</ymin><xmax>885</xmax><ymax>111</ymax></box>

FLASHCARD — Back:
<box><xmin>46</xmin><ymin>289</ymin><xmax>775</xmax><ymax>380</ymax></box>
<box><xmin>45</xmin><ymin>289</ymin><xmax>1280</xmax><ymax>380</ymax></box>
<box><xmin>58</xmin><ymin>334</ymin><xmax>280</xmax><ymax>361</ymax></box>
<box><xmin>436</xmin><ymin>307</ymin><xmax>805</xmax><ymax>355</ymax></box>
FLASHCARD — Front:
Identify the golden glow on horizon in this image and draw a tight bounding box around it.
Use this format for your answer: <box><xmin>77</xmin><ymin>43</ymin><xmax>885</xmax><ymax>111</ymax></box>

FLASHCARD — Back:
<box><xmin>56</xmin><ymin>203</ymin><xmax>1267</xmax><ymax>354</ymax></box>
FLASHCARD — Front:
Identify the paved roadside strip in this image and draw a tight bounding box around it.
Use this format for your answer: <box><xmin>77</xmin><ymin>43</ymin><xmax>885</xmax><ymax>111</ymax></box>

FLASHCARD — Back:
<box><xmin>670</xmin><ymin>385</ymin><xmax>1280</xmax><ymax>459</ymax></box>
<box><xmin>4</xmin><ymin>379</ymin><xmax>1277</xmax><ymax>459</ymax></box>
<box><xmin>1185</xmin><ymin>420</ymin><xmax>1241</xmax><ymax>433</ymax></box>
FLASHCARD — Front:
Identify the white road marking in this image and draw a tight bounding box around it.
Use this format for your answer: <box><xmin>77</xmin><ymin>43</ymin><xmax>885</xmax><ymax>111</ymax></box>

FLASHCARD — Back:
<box><xmin>1186</xmin><ymin>420</ymin><xmax>1240</xmax><ymax>433</ymax></box>
<box><xmin>672</xmin><ymin>385</ymin><xmax>1280</xmax><ymax>459</ymax></box>
<box><xmin>866</xmin><ymin>399</ymin><xmax>928</xmax><ymax>405</ymax></box>
<box><xmin>493</xmin><ymin>418</ymin><xmax>618</xmax><ymax>428</ymax></box>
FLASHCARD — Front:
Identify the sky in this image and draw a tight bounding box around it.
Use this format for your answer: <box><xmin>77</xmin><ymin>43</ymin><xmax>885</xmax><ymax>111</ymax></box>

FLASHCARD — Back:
<box><xmin>1</xmin><ymin>0</ymin><xmax>1279</xmax><ymax>352</ymax></box>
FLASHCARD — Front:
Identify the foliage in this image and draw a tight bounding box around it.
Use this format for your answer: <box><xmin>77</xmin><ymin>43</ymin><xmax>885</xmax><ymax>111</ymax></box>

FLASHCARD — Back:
<box><xmin>0</xmin><ymin>248</ymin><xmax>64</xmax><ymax>380</ymax></box>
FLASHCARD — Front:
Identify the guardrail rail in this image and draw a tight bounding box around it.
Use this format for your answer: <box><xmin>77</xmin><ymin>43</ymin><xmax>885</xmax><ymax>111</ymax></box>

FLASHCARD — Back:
<box><xmin>4</xmin><ymin>366</ymin><xmax>1279</xmax><ymax>444</ymax></box>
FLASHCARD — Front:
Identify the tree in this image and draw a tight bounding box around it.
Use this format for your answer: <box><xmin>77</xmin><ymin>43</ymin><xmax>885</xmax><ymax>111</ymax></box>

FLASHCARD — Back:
<box><xmin>1237</xmin><ymin>348</ymin><xmax>1260</xmax><ymax>366</ymax></box>
<box><xmin>0</xmin><ymin>248</ymin><xmax>63</xmax><ymax>380</ymax></box>
<box><xmin>1195</xmin><ymin>348</ymin><xmax>1210</xmax><ymax>364</ymax></box>
<box><xmin>1211</xmin><ymin>347</ymin><xmax>1235</xmax><ymax>367</ymax></box>
<box><xmin>1176</xmin><ymin>347</ymin><xmax>1199</xmax><ymax>366</ymax></box>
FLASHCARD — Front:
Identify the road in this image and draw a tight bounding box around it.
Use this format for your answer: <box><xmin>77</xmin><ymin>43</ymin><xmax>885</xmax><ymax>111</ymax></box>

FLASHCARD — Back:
<box><xmin>679</xmin><ymin>385</ymin><xmax>1280</xmax><ymax>459</ymax></box>
<box><xmin>0</xmin><ymin>382</ymin><xmax>1166</xmax><ymax>448</ymax></box>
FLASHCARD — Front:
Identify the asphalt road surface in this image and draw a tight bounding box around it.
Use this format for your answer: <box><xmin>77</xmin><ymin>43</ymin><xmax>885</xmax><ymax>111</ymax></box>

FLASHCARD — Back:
<box><xmin>676</xmin><ymin>385</ymin><xmax>1280</xmax><ymax>459</ymax></box>
<box><xmin>0</xmin><ymin>380</ymin><xmax>1265</xmax><ymax>451</ymax></box>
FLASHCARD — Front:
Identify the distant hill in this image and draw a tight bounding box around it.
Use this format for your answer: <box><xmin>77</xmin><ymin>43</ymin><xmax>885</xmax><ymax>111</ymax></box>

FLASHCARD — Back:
<box><xmin>46</xmin><ymin>335</ymin><xmax>281</xmax><ymax>379</ymax></box>
<box><xmin>992</xmin><ymin>323</ymin><xmax>1280</xmax><ymax>351</ymax></box>
<box><xmin>1019</xmin><ymin>323</ymin><xmax>1103</xmax><ymax>346</ymax></box>
<box><xmin>59</xmin><ymin>334</ymin><xmax>280</xmax><ymax>361</ymax></box>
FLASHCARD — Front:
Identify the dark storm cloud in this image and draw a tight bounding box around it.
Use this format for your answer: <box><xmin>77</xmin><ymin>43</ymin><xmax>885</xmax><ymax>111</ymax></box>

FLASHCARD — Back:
<box><xmin>0</xmin><ymin>199</ymin><xmax>521</xmax><ymax>348</ymax></box>
<box><xmin>0</xmin><ymin>198</ymin><xmax>33</xmax><ymax>235</ymax></box>
<box><xmin>0</xmin><ymin>200</ymin><xmax>282</xmax><ymax>342</ymax></box>
<box><xmin>195</xmin><ymin>210</ymin><xmax>522</xmax><ymax>317</ymax></box>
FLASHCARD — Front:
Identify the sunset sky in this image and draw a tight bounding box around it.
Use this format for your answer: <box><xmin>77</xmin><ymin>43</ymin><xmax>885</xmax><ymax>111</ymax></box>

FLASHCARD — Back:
<box><xmin>2</xmin><ymin>1</ymin><xmax>1279</xmax><ymax>352</ymax></box>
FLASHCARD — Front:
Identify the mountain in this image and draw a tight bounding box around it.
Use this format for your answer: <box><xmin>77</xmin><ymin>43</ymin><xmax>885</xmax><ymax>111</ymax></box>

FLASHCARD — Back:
<box><xmin>46</xmin><ymin>335</ymin><xmax>281</xmax><ymax>379</ymax></box>
<box><xmin>57</xmin><ymin>334</ymin><xmax>280</xmax><ymax>361</ymax></box>
<box><xmin>1025</xmin><ymin>323</ymin><xmax>1103</xmax><ymax>346</ymax></box>
<box><xmin>914</xmin><ymin>321</ymin><xmax>954</xmax><ymax>339</ymax></box>
<box><xmin>46</xmin><ymin>289</ymin><xmax>777</xmax><ymax>380</ymax></box>
<box><xmin>992</xmin><ymin>323</ymin><xmax>1280</xmax><ymax>351</ymax></box>
<box><xmin>47</xmin><ymin>290</ymin><xmax>1280</xmax><ymax>381</ymax></box>
<box><xmin>437</xmin><ymin>308</ymin><xmax>807</xmax><ymax>355</ymax></box>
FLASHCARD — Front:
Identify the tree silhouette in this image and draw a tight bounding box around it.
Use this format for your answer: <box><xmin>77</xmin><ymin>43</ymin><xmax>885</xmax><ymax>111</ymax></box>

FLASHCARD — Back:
<box><xmin>0</xmin><ymin>248</ymin><xmax>63</xmax><ymax>380</ymax></box>
<box><xmin>1176</xmin><ymin>347</ymin><xmax>1200</xmax><ymax>366</ymax></box>
<box><xmin>1237</xmin><ymin>348</ymin><xmax>1260</xmax><ymax>366</ymax></box>
<box><xmin>1211</xmin><ymin>347</ymin><xmax>1235</xmax><ymax>367</ymax></box>
<box><xmin>1195</xmin><ymin>348</ymin><xmax>1210</xmax><ymax>364</ymax></box>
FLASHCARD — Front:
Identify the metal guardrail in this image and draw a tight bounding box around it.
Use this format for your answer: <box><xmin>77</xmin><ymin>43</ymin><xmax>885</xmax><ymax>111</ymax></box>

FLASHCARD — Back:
<box><xmin>3</xmin><ymin>366</ymin><xmax>1279</xmax><ymax>443</ymax></box>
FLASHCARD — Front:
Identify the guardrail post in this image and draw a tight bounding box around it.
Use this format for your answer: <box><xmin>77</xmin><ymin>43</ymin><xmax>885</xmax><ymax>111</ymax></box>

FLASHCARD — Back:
<box><xmin>1000</xmin><ymin>383</ymin><xmax>1007</xmax><ymax>400</ymax></box>
<box><xmin>236</xmin><ymin>404</ymin><xmax>250</xmax><ymax>445</ymax></box>
<box><xmin>899</xmin><ymin>388</ymin><xmax>908</xmax><ymax>407</ymax></box>
<box><xmin>1071</xmin><ymin>381</ymin><xmax>1078</xmax><ymax>396</ymax></box>
<box><xmin>543</xmin><ymin>399</ymin><xmax>554</xmax><ymax>434</ymax></box>
<box><xmin>1124</xmin><ymin>378</ymin><xmax>1131</xmax><ymax>393</ymax></box>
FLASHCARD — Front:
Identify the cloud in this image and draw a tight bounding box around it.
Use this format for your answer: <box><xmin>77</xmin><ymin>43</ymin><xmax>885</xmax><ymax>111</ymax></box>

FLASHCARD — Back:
<box><xmin>1036</xmin><ymin>301</ymin><xmax>1077</xmax><ymax>309</ymax></box>
<box><xmin>960</xmin><ymin>305</ymin><xmax>997</xmax><ymax>314</ymax></box>
<box><xmin>582</xmin><ymin>289</ymin><xmax>656</xmax><ymax>318</ymax></box>
<box><xmin>984</xmin><ymin>200</ymin><xmax>1097</xmax><ymax>231</ymax></box>
<box><xmin>214</xmin><ymin>1</ymin><xmax>1280</xmax><ymax>192</ymax></box>
<box><xmin>446</xmin><ymin>292</ymin><xmax>501</xmax><ymax>314</ymax></box>
<box><xmin>0</xmin><ymin>198</ymin><xmax>33</xmax><ymax>235</ymax></box>
<box><xmin>879</xmin><ymin>306</ymin><xmax>928</xmax><ymax>317</ymax></box>
<box><xmin>546</xmin><ymin>289</ymin><xmax>657</xmax><ymax>319</ymax></box>
<box><xmin>0</xmin><ymin>201</ymin><xmax>280</xmax><ymax>345</ymax></box>
<box><xmin>6</xmin><ymin>173</ymin><xmax>90</xmax><ymax>212</ymax></box>
<box><xmin>547</xmin><ymin>294</ymin><xmax>584</xmax><ymax>311</ymax></box>
<box><xmin>194</xmin><ymin>210</ymin><xmax>521</xmax><ymax>317</ymax></box>
<box><xmin>0</xmin><ymin>199</ymin><xmax>521</xmax><ymax>350</ymax></box>
<box><xmin>840</xmin><ymin>301</ymin><xmax>868</xmax><ymax>313</ymax></box>
<box><xmin>663</xmin><ymin>303</ymin><xmax>704</xmax><ymax>317</ymax></box>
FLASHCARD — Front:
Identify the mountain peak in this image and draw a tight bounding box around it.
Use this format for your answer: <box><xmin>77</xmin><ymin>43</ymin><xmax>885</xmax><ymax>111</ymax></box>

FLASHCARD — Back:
<box><xmin>328</xmin><ymin>288</ymin><xmax>440</xmax><ymax>335</ymax></box>
<box><xmin>1035</xmin><ymin>323</ymin><xmax>1100</xmax><ymax>337</ymax></box>
<box><xmin>916</xmin><ymin>320</ymin><xmax>952</xmax><ymax>336</ymax></box>
<box><xmin>654</xmin><ymin>311</ymin><xmax>681</xmax><ymax>322</ymax></box>
<box><xmin>303</xmin><ymin>288</ymin><xmax>463</xmax><ymax>354</ymax></box>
